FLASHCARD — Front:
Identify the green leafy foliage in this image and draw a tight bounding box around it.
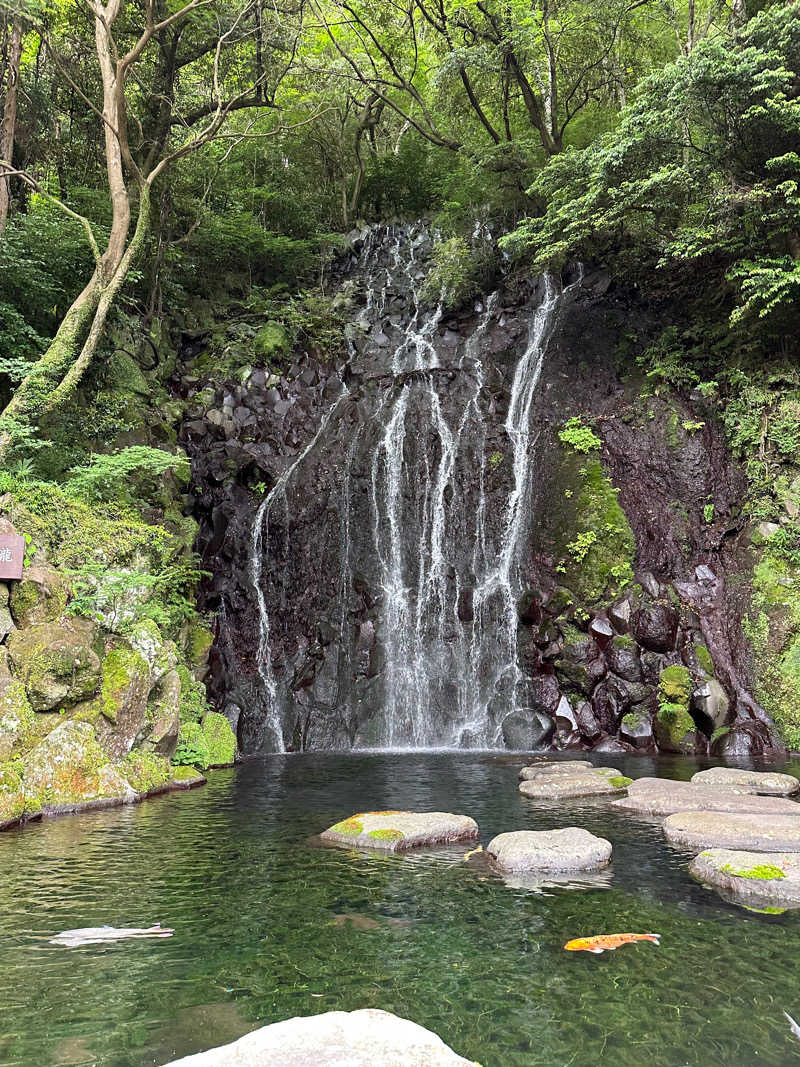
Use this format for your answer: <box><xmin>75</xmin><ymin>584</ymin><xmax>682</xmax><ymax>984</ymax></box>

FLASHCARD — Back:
<box><xmin>65</xmin><ymin>447</ymin><xmax>190</xmax><ymax>509</ymax></box>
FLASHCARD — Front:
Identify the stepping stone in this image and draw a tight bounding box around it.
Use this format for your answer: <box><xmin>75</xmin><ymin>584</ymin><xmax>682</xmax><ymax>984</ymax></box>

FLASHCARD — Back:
<box><xmin>691</xmin><ymin>768</ymin><xmax>799</xmax><ymax>796</ymax></box>
<box><xmin>162</xmin><ymin>1008</ymin><xmax>477</xmax><ymax>1066</ymax></box>
<box><xmin>519</xmin><ymin>771</ymin><xmax>630</xmax><ymax>799</ymax></box>
<box><xmin>614</xmin><ymin>778</ymin><xmax>800</xmax><ymax>816</ymax></box>
<box><xmin>319</xmin><ymin>811</ymin><xmax>479</xmax><ymax>852</ymax></box>
<box><xmin>689</xmin><ymin>848</ymin><xmax>800</xmax><ymax>910</ymax></box>
<box><xmin>663</xmin><ymin>811</ymin><xmax>800</xmax><ymax>852</ymax></box>
<box><xmin>486</xmin><ymin>828</ymin><xmax>612</xmax><ymax>873</ymax></box>
<box><xmin>519</xmin><ymin>760</ymin><xmax>592</xmax><ymax>781</ymax></box>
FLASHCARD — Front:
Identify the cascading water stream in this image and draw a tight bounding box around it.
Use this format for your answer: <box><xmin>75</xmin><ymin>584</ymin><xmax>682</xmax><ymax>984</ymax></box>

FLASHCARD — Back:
<box><xmin>248</xmin><ymin>222</ymin><xmax>580</xmax><ymax>750</ymax></box>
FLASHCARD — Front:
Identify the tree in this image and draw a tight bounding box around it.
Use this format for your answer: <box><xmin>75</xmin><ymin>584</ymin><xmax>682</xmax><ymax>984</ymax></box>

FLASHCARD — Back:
<box><xmin>0</xmin><ymin>12</ymin><xmax>22</xmax><ymax>233</ymax></box>
<box><xmin>0</xmin><ymin>0</ymin><xmax>312</xmax><ymax>455</ymax></box>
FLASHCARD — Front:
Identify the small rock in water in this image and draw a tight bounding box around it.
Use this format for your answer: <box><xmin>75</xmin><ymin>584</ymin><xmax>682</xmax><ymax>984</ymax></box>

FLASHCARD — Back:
<box><xmin>664</xmin><ymin>812</ymin><xmax>800</xmax><ymax>852</ymax></box>
<box><xmin>690</xmin><ymin>768</ymin><xmax>800</xmax><ymax>796</ymax></box>
<box><xmin>689</xmin><ymin>848</ymin><xmax>800</xmax><ymax>909</ymax></box>
<box><xmin>486</xmin><ymin>828</ymin><xmax>612</xmax><ymax>873</ymax></box>
<box><xmin>319</xmin><ymin>811</ymin><xmax>479</xmax><ymax>852</ymax></box>
<box><xmin>49</xmin><ymin>924</ymin><xmax>173</xmax><ymax>947</ymax></box>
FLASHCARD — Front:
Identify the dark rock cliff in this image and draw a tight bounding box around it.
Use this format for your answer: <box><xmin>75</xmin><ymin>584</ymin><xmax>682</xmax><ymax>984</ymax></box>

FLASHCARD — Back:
<box><xmin>177</xmin><ymin>225</ymin><xmax>779</xmax><ymax>760</ymax></box>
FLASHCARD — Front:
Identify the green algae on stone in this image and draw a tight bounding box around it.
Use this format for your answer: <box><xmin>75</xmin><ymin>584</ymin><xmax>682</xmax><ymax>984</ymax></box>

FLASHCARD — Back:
<box><xmin>0</xmin><ymin>677</ymin><xmax>37</xmax><ymax>761</ymax></box>
<box><xmin>367</xmin><ymin>828</ymin><xmax>404</xmax><ymax>842</ymax></box>
<box><xmin>0</xmin><ymin>760</ymin><xmax>25</xmax><ymax>826</ymax></box>
<box><xmin>606</xmin><ymin>776</ymin><xmax>633</xmax><ymax>789</ymax></box>
<box><xmin>720</xmin><ymin>862</ymin><xmax>786</xmax><ymax>881</ymax></box>
<box><xmin>329</xmin><ymin>817</ymin><xmax>364</xmax><ymax>836</ymax></box>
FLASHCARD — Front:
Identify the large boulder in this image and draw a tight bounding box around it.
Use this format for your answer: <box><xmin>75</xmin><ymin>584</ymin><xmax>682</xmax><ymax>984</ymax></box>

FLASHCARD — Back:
<box><xmin>605</xmin><ymin>637</ymin><xmax>642</xmax><ymax>682</ymax></box>
<box><xmin>614</xmin><ymin>778</ymin><xmax>800</xmax><ymax>816</ymax></box>
<box><xmin>162</xmin><ymin>1009</ymin><xmax>478</xmax><ymax>1066</ymax></box>
<box><xmin>320</xmin><ymin>811</ymin><xmax>479</xmax><ymax>852</ymax></box>
<box><xmin>689</xmin><ymin>849</ymin><xmax>800</xmax><ymax>909</ymax></box>
<box><xmin>619</xmin><ymin>709</ymin><xmax>654</xmax><ymax>750</ymax></box>
<box><xmin>7</xmin><ymin>619</ymin><xmax>101</xmax><ymax>711</ymax></box>
<box><xmin>22</xmin><ymin>720</ymin><xmax>136</xmax><ymax>814</ymax></box>
<box><xmin>691</xmin><ymin>679</ymin><xmax>731</xmax><ymax>731</ymax></box>
<box><xmin>9</xmin><ymin>564</ymin><xmax>70</xmax><ymax>628</ymax></box>
<box><xmin>663</xmin><ymin>811</ymin><xmax>800</xmax><ymax>852</ymax></box>
<box><xmin>501</xmin><ymin>709</ymin><xmax>554</xmax><ymax>750</ymax></box>
<box><xmin>631</xmin><ymin>601</ymin><xmax>678</xmax><ymax>652</ymax></box>
<box><xmin>710</xmin><ymin>721</ymin><xmax>783</xmax><ymax>759</ymax></box>
<box><xmin>486</xmin><ymin>828</ymin><xmax>612</xmax><ymax>873</ymax></box>
<box><xmin>691</xmin><ymin>768</ymin><xmax>799</xmax><ymax>796</ymax></box>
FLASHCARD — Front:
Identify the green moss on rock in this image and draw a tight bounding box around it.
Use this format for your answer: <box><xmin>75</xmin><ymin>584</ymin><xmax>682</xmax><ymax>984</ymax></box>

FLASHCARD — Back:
<box><xmin>367</xmin><ymin>828</ymin><xmax>404</xmax><ymax>841</ymax></box>
<box><xmin>656</xmin><ymin>665</ymin><xmax>696</xmax><ymax>751</ymax></box>
<box><xmin>0</xmin><ymin>677</ymin><xmax>37</xmax><ymax>761</ymax></box>
<box><xmin>329</xmin><ymin>817</ymin><xmax>364</xmax><ymax>836</ymax></box>
<box><xmin>607</xmin><ymin>776</ymin><xmax>633</xmax><ymax>788</ymax></box>
<box><xmin>695</xmin><ymin>643</ymin><xmax>715</xmax><ymax>675</ymax></box>
<box><xmin>200</xmin><ymin>711</ymin><xmax>236</xmax><ymax>766</ymax></box>
<box><xmin>172</xmin><ymin>721</ymin><xmax>211</xmax><ymax>769</ymax></box>
<box><xmin>0</xmin><ymin>760</ymin><xmax>25</xmax><ymax>826</ymax></box>
<box><xmin>254</xmin><ymin>321</ymin><xmax>291</xmax><ymax>364</ymax></box>
<box><xmin>7</xmin><ymin>620</ymin><xmax>101</xmax><ymax>712</ymax></box>
<box><xmin>720</xmin><ymin>862</ymin><xmax>786</xmax><ymax>880</ymax></box>
<box><xmin>99</xmin><ymin>647</ymin><xmax>149</xmax><ymax>724</ymax></box>
<box><xmin>118</xmin><ymin>751</ymin><xmax>171</xmax><ymax>793</ymax></box>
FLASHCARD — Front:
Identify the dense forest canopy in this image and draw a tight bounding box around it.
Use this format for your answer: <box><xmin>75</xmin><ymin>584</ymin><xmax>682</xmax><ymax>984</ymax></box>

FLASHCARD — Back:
<box><xmin>2</xmin><ymin>0</ymin><xmax>794</xmax><ymax>446</ymax></box>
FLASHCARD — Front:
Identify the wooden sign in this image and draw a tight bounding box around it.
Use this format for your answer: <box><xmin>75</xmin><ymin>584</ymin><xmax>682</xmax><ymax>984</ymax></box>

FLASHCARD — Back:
<box><xmin>0</xmin><ymin>534</ymin><xmax>25</xmax><ymax>580</ymax></box>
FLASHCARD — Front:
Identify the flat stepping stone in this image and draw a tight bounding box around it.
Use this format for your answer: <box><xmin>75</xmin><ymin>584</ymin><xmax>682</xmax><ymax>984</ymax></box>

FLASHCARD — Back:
<box><xmin>615</xmin><ymin>778</ymin><xmax>800</xmax><ymax>816</ymax></box>
<box><xmin>320</xmin><ymin>811</ymin><xmax>479</xmax><ymax>852</ymax></box>
<box><xmin>519</xmin><ymin>761</ymin><xmax>592</xmax><ymax>781</ymax></box>
<box><xmin>664</xmin><ymin>812</ymin><xmax>800</xmax><ymax>852</ymax></box>
<box><xmin>163</xmin><ymin>1008</ymin><xmax>477</xmax><ymax>1065</ymax></box>
<box><xmin>691</xmin><ymin>768</ymin><xmax>799</xmax><ymax>796</ymax></box>
<box><xmin>519</xmin><ymin>771</ymin><xmax>630</xmax><ymax>799</ymax></box>
<box><xmin>690</xmin><ymin>849</ymin><xmax>800</xmax><ymax>910</ymax></box>
<box><xmin>486</xmin><ymin>828</ymin><xmax>612</xmax><ymax>873</ymax></box>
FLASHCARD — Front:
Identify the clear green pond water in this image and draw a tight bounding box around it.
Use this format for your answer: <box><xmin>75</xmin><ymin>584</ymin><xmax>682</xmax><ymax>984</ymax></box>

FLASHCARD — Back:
<box><xmin>3</xmin><ymin>752</ymin><xmax>800</xmax><ymax>1066</ymax></box>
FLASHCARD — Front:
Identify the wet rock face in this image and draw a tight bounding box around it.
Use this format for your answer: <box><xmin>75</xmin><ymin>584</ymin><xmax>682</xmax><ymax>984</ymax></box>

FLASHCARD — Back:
<box><xmin>181</xmin><ymin>224</ymin><xmax>779</xmax><ymax>758</ymax></box>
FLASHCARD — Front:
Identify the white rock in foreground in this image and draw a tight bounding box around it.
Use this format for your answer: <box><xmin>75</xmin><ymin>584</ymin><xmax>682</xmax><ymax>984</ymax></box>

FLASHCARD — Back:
<box><xmin>487</xmin><ymin>828</ymin><xmax>612</xmax><ymax>873</ymax></box>
<box><xmin>162</xmin><ymin>1008</ymin><xmax>479</xmax><ymax>1066</ymax></box>
<box><xmin>690</xmin><ymin>768</ymin><xmax>799</xmax><ymax>796</ymax></box>
<box><xmin>319</xmin><ymin>811</ymin><xmax>479</xmax><ymax>852</ymax></box>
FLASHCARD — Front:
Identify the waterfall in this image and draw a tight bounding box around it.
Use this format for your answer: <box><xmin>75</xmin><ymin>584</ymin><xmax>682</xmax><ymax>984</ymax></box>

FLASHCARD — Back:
<box><xmin>247</xmin><ymin>222</ymin><xmax>578</xmax><ymax>750</ymax></box>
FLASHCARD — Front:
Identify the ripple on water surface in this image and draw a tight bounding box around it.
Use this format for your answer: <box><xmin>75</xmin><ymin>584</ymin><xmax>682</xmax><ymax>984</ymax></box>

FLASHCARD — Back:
<box><xmin>2</xmin><ymin>752</ymin><xmax>800</xmax><ymax>1067</ymax></box>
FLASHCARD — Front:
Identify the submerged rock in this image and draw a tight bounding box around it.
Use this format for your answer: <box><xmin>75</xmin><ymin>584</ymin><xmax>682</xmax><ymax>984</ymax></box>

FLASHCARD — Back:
<box><xmin>690</xmin><ymin>768</ymin><xmax>799</xmax><ymax>796</ymax></box>
<box><xmin>320</xmin><ymin>811</ymin><xmax>479</xmax><ymax>852</ymax></box>
<box><xmin>663</xmin><ymin>811</ymin><xmax>800</xmax><ymax>852</ymax></box>
<box><xmin>162</xmin><ymin>1008</ymin><xmax>478</xmax><ymax>1066</ymax></box>
<box><xmin>486</xmin><ymin>828</ymin><xmax>612</xmax><ymax>873</ymax></box>
<box><xmin>615</xmin><ymin>778</ymin><xmax>800</xmax><ymax>816</ymax></box>
<box><xmin>689</xmin><ymin>848</ymin><xmax>800</xmax><ymax>909</ymax></box>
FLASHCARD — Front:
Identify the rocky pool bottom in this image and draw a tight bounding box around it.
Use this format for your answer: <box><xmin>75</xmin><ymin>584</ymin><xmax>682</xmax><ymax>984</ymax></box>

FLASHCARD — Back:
<box><xmin>3</xmin><ymin>752</ymin><xmax>800</xmax><ymax>1067</ymax></box>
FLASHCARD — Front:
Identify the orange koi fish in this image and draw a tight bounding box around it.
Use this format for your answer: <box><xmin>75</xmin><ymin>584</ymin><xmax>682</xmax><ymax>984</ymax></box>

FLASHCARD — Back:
<box><xmin>564</xmin><ymin>932</ymin><xmax>660</xmax><ymax>954</ymax></box>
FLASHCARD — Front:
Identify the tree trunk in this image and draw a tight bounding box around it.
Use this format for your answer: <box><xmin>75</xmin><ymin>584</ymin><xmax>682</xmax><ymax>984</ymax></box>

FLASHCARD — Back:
<box><xmin>0</xmin><ymin>20</ymin><xmax>23</xmax><ymax>235</ymax></box>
